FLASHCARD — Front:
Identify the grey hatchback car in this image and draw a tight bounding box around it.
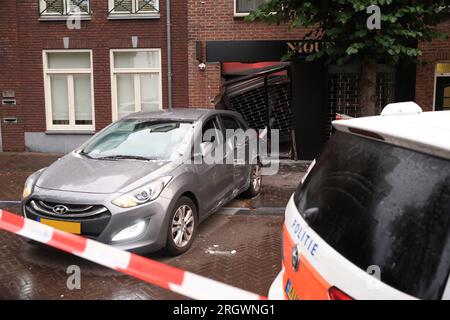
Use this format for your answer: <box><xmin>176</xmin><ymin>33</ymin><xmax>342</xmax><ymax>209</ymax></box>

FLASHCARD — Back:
<box><xmin>21</xmin><ymin>109</ymin><xmax>261</xmax><ymax>255</ymax></box>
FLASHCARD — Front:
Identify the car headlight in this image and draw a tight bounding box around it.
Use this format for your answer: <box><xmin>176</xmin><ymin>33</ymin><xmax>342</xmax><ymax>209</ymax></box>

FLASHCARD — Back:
<box><xmin>112</xmin><ymin>176</ymin><xmax>173</xmax><ymax>208</ymax></box>
<box><xmin>22</xmin><ymin>168</ymin><xmax>46</xmax><ymax>199</ymax></box>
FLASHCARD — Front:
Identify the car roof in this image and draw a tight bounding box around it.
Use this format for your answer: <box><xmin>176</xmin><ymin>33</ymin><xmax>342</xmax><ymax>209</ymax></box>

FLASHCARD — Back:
<box><xmin>333</xmin><ymin>110</ymin><xmax>450</xmax><ymax>160</ymax></box>
<box><xmin>122</xmin><ymin>108</ymin><xmax>241</xmax><ymax>122</ymax></box>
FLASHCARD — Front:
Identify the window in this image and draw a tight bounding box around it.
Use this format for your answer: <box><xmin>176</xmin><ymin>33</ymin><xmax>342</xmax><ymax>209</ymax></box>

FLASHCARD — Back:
<box><xmin>111</xmin><ymin>49</ymin><xmax>162</xmax><ymax>120</ymax></box>
<box><xmin>234</xmin><ymin>0</ymin><xmax>267</xmax><ymax>16</ymax></box>
<box><xmin>108</xmin><ymin>0</ymin><xmax>160</xmax><ymax>18</ymax></box>
<box><xmin>294</xmin><ymin>131</ymin><xmax>450</xmax><ymax>299</ymax></box>
<box><xmin>434</xmin><ymin>63</ymin><xmax>450</xmax><ymax>111</ymax></box>
<box><xmin>82</xmin><ymin>120</ymin><xmax>193</xmax><ymax>161</ymax></box>
<box><xmin>39</xmin><ymin>0</ymin><xmax>90</xmax><ymax>16</ymax></box>
<box><xmin>221</xmin><ymin>116</ymin><xmax>242</xmax><ymax>131</ymax></box>
<box><xmin>43</xmin><ymin>51</ymin><xmax>95</xmax><ymax>130</ymax></box>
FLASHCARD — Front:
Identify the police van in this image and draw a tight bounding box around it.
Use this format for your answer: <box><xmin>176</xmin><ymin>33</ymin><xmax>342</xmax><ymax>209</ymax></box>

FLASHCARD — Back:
<box><xmin>269</xmin><ymin>102</ymin><xmax>450</xmax><ymax>300</ymax></box>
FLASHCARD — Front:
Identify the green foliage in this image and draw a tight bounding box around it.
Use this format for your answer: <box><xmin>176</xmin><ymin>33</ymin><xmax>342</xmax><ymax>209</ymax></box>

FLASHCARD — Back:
<box><xmin>248</xmin><ymin>0</ymin><xmax>450</xmax><ymax>65</ymax></box>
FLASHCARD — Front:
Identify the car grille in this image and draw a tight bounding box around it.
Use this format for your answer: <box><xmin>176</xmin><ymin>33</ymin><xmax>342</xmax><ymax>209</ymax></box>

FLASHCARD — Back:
<box><xmin>27</xmin><ymin>199</ymin><xmax>108</xmax><ymax>218</ymax></box>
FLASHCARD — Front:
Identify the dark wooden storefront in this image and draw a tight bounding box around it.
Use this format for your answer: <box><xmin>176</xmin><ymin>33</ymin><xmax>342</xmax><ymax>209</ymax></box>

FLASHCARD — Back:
<box><xmin>204</xmin><ymin>40</ymin><xmax>416</xmax><ymax>160</ymax></box>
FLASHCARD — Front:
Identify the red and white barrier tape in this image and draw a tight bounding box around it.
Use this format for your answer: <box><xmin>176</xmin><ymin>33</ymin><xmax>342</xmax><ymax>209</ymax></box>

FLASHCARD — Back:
<box><xmin>0</xmin><ymin>210</ymin><xmax>266</xmax><ymax>300</ymax></box>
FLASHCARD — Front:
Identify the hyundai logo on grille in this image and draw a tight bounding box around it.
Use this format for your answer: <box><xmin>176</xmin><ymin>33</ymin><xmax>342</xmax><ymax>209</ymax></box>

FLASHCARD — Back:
<box><xmin>53</xmin><ymin>205</ymin><xmax>69</xmax><ymax>214</ymax></box>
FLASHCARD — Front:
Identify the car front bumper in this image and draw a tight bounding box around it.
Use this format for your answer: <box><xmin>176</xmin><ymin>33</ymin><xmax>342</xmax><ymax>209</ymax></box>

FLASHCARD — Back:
<box><xmin>22</xmin><ymin>185</ymin><xmax>174</xmax><ymax>254</ymax></box>
<box><xmin>268</xmin><ymin>267</ymin><xmax>286</xmax><ymax>300</ymax></box>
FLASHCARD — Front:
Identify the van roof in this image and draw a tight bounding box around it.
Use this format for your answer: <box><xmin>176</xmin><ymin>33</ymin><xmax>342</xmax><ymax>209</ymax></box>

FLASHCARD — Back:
<box><xmin>333</xmin><ymin>110</ymin><xmax>450</xmax><ymax>160</ymax></box>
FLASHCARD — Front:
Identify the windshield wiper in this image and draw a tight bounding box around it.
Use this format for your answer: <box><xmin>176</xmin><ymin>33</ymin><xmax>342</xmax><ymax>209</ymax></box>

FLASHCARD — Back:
<box><xmin>79</xmin><ymin>150</ymin><xmax>94</xmax><ymax>159</ymax></box>
<box><xmin>95</xmin><ymin>155</ymin><xmax>157</xmax><ymax>161</ymax></box>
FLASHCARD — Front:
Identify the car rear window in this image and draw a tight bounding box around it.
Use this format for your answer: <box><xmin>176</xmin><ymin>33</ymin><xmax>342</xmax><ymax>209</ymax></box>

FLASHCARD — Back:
<box><xmin>294</xmin><ymin>131</ymin><xmax>450</xmax><ymax>299</ymax></box>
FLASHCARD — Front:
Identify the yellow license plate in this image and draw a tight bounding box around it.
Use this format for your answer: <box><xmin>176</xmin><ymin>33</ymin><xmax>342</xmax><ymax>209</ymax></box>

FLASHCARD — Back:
<box><xmin>39</xmin><ymin>218</ymin><xmax>81</xmax><ymax>234</ymax></box>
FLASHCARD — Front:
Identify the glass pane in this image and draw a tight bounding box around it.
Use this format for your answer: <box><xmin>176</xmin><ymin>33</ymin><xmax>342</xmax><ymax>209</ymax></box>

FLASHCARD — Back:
<box><xmin>114</xmin><ymin>51</ymin><xmax>160</xmax><ymax>69</ymax></box>
<box><xmin>48</xmin><ymin>52</ymin><xmax>91</xmax><ymax>69</ymax></box>
<box><xmin>117</xmin><ymin>74</ymin><xmax>136</xmax><ymax>119</ymax></box>
<box><xmin>68</xmin><ymin>0</ymin><xmax>89</xmax><ymax>13</ymax></box>
<box><xmin>443</xmin><ymin>98</ymin><xmax>450</xmax><ymax>110</ymax></box>
<box><xmin>444</xmin><ymin>86</ymin><xmax>450</xmax><ymax>97</ymax></box>
<box><xmin>436</xmin><ymin>63</ymin><xmax>450</xmax><ymax>74</ymax></box>
<box><xmin>137</xmin><ymin>0</ymin><xmax>159</xmax><ymax>12</ymax></box>
<box><xmin>236</xmin><ymin>0</ymin><xmax>266</xmax><ymax>12</ymax></box>
<box><xmin>113</xmin><ymin>0</ymin><xmax>132</xmax><ymax>12</ymax></box>
<box><xmin>74</xmin><ymin>74</ymin><xmax>93</xmax><ymax>125</ymax></box>
<box><xmin>41</xmin><ymin>0</ymin><xmax>64</xmax><ymax>14</ymax></box>
<box><xmin>50</xmin><ymin>75</ymin><xmax>69</xmax><ymax>125</ymax></box>
<box><xmin>140</xmin><ymin>74</ymin><xmax>160</xmax><ymax>112</ymax></box>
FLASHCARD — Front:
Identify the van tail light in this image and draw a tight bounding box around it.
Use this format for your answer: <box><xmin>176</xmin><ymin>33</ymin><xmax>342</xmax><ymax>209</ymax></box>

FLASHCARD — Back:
<box><xmin>328</xmin><ymin>287</ymin><xmax>354</xmax><ymax>300</ymax></box>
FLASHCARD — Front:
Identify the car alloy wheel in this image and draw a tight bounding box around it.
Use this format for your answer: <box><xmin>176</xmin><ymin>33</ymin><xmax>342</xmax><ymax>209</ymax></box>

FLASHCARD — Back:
<box><xmin>171</xmin><ymin>204</ymin><xmax>195</xmax><ymax>248</ymax></box>
<box><xmin>252</xmin><ymin>164</ymin><xmax>262</xmax><ymax>193</ymax></box>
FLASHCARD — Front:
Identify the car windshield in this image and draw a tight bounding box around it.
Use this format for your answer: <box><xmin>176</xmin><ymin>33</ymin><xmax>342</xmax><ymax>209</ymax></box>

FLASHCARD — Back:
<box><xmin>294</xmin><ymin>131</ymin><xmax>450</xmax><ymax>300</ymax></box>
<box><xmin>82</xmin><ymin>119</ymin><xmax>193</xmax><ymax>161</ymax></box>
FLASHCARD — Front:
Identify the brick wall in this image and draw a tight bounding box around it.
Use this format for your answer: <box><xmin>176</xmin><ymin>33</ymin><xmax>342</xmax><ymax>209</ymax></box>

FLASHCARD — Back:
<box><xmin>0</xmin><ymin>1</ymin><xmax>25</xmax><ymax>151</ymax></box>
<box><xmin>0</xmin><ymin>0</ymin><xmax>188</xmax><ymax>151</ymax></box>
<box><xmin>416</xmin><ymin>19</ymin><xmax>450</xmax><ymax>112</ymax></box>
<box><xmin>187</xmin><ymin>0</ymin><xmax>307</xmax><ymax>107</ymax></box>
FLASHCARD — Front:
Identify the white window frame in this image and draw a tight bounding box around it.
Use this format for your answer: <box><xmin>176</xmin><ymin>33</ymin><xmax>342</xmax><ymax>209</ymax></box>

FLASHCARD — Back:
<box><xmin>110</xmin><ymin>49</ymin><xmax>163</xmax><ymax>121</ymax></box>
<box><xmin>39</xmin><ymin>0</ymin><xmax>91</xmax><ymax>16</ymax></box>
<box><xmin>108</xmin><ymin>0</ymin><xmax>160</xmax><ymax>19</ymax></box>
<box><xmin>43</xmin><ymin>50</ymin><xmax>95</xmax><ymax>131</ymax></box>
<box><xmin>234</xmin><ymin>0</ymin><xmax>267</xmax><ymax>17</ymax></box>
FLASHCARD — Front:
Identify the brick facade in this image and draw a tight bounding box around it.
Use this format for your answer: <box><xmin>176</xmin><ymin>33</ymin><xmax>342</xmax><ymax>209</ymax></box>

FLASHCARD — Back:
<box><xmin>1</xmin><ymin>1</ymin><xmax>450</xmax><ymax>152</ymax></box>
<box><xmin>416</xmin><ymin>19</ymin><xmax>450</xmax><ymax>112</ymax></box>
<box><xmin>0</xmin><ymin>1</ymin><xmax>24</xmax><ymax>151</ymax></box>
<box><xmin>0</xmin><ymin>0</ymin><xmax>188</xmax><ymax>152</ymax></box>
<box><xmin>187</xmin><ymin>0</ymin><xmax>307</xmax><ymax>107</ymax></box>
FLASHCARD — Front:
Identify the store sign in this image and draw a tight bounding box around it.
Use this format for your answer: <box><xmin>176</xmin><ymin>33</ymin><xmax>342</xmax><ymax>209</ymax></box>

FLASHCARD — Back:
<box><xmin>287</xmin><ymin>41</ymin><xmax>322</xmax><ymax>55</ymax></box>
<box><xmin>206</xmin><ymin>40</ymin><xmax>324</xmax><ymax>63</ymax></box>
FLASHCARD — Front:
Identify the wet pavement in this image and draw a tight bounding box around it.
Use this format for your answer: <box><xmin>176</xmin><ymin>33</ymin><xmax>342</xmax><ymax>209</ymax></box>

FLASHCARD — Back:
<box><xmin>0</xmin><ymin>152</ymin><xmax>307</xmax><ymax>300</ymax></box>
<box><xmin>0</xmin><ymin>213</ymin><xmax>282</xmax><ymax>300</ymax></box>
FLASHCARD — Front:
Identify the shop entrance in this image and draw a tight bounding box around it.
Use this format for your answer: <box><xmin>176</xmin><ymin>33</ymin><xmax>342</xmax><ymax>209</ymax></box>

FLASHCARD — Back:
<box><xmin>221</xmin><ymin>62</ymin><xmax>295</xmax><ymax>159</ymax></box>
<box><xmin>435</xmin><ymin>77</ymin><xmax>450</xmax><ymax>111</ymax></box>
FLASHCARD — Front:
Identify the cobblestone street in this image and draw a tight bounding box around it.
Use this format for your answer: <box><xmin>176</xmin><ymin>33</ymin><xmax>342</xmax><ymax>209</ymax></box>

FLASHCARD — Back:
<box><xmin>0</xmin><ymin>152</ymin><xmax>307</xmax><ymax>300</ymax></box>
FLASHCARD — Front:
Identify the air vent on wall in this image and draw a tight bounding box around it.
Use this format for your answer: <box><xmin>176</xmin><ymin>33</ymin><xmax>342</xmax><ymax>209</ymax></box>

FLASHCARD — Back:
<box><xmin>3</xmin><ymin>117</ymin><xmax>18</xmax><ymax>124</ymax></box>
<box><xmin>2</xmin><ymin>98</ymin><xmax>16</xmax><ymax>105</ymax></box>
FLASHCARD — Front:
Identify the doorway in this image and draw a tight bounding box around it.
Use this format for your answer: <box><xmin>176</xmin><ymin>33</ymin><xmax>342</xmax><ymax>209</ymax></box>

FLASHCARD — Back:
<box><xmin>435</xmin><ymin>77</ymin><xmax>450</xmax><ymax>111</ymax></box>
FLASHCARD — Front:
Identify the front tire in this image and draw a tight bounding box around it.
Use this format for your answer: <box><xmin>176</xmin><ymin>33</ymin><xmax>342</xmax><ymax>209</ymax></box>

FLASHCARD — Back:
<box><xmin>242</xmin><ymin>163</ymin><xmax>262</xmax><ymax>198</ymax></box>
<box><xmin>165</xmin><ymin>197</ymin><xmax>198</xmax><ymax>256</ymax></box>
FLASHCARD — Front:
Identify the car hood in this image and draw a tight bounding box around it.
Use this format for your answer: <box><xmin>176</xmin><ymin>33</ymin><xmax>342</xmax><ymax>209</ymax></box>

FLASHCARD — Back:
<box><xmin>36</xmin><ymin>153</ymin><xmax>177</xmax><ymax>194</ymax></box>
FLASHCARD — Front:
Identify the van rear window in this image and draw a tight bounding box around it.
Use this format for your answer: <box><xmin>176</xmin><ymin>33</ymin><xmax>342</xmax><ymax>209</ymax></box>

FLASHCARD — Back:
<box><xmin>294</xmin><ymin>131</ymin><xmax>450</xmax><ymax>299</ymax></box>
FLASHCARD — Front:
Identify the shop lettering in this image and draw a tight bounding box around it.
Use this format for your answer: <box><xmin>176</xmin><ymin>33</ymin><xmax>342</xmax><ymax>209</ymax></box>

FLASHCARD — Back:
<box><xmin>287</xmin><ymin>41</ymin><xmax>321</xmax><ymax>55</ymax></box>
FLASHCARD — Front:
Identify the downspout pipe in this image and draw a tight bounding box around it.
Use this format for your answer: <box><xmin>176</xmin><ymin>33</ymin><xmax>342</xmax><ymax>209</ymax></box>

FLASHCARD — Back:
<box><xmin>166</xmin><ymin>0</ymin><xmax>173</xmax><ymax>111</ymax></box>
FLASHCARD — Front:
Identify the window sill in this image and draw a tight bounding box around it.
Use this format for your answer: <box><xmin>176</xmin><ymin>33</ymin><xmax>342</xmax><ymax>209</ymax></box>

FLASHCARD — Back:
<box><xmin>39</xmin><ymin>15</ymin><xmax>92</xmax><ymax>22</ymax></box>
<box><xmin>234</xmin><ymin>13</ymin><xmax>250</xmax><ymax>18</ymax></box>
<box><xmin>45</xmin><ymin>130</ymin><xmax>95</xmax><ymax>135</ymax></box>
<box><xmin>108</xmin><ymin>13</ymin><xmax>161</xmax><ymax>20</ymax></box>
